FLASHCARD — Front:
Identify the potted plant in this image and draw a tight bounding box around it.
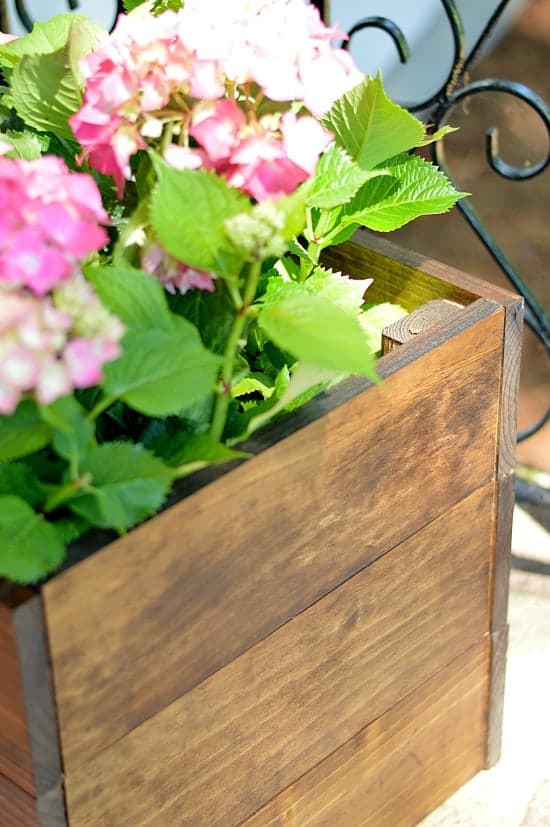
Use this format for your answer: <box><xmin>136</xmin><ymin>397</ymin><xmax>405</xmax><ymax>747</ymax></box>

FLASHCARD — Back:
<box><xmin>0</xmin><ymin>1</ymin><xmax>522</xmax><ymax>825</ymax></box>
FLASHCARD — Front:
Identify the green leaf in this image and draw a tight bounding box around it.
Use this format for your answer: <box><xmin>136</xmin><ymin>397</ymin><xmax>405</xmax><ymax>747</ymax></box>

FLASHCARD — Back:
<box><xmin>11</xmin><ymin>45</ymin><xmax>82</xmax><ymax>139</ymax></box>
<box><xmin>245</xmin><ymin>362</ymin><xmax>340</xmax><ymax>436</ymax></box>
<box><xmin>123</xmin><ymin>0</ymin><xmax>146</xmax><ymax>10</ymax></box>
<box><xmin>168</xmin><ymin>284</ymin><xmax>235</xmax><ymax>354</ymax></box>
<box><xmin>232</xmin><ymin>374</ymin><xmax>275</xmax><ymax>399</ymax></box>
<box><xmin>166</xmin><ymin>432</ymin><xmax>249</xmax><ymax>474</ymax></box>
<box><xmin>67</xmin><ymin>18</ymin><xmax>108</xmax><ymax>86</ymax></box>
<box><xmin>2</xmin><ymin>130</ymin><xmax>45</xmax><ymax>159</ymax></box>
<box><xmin>418</xmin><ymin>124</ymin><xmax>459</xmax><ymax>146</ymax></box>
<box><xmin>305</xmin><ymin>267</ymin><xmax>371</xmax><ymax>314</ymax></box>
<box><xmin>150</xmin><ymin>156</ymin><xmax>249</xmax><ymax>278</ymax></box>
<box><xmin>307</xmin><ymin>143</ymin><xmax>387</xmax><ymax>208</ymax></box>
<box><xmin>275</xmin><ymin>179</ymin><xmax>313</xmax><ymax>239</ymax></box>
<box><xmin>322</xmin><ymin>73</ymin><xmax>426</xmax><ymax>169</ymax></box>
<box><xmin>0</xmin><ymin>496</ymin><xmax>65</xmax><ymax>583</ymax></box>
<box><xmin>0</xmin><ymin>400</ymin><xmax>51</xmax><ymax>461</ymax></box>
<box><xmin>0</xmin><ymin>463</ymin><xmax>46</xmax><ymax>507</ymax></box>
<box><xmin>68</xmin><ymin>443</ymin><xmax>174</xmax><ymax>533</ymax></box>
<box><xmin>40</xmin><ymin>397</ymin><xmax>94</xmax><ymax>470</ymax></box>
<box><xmin>258</xmin><ymin>285</ymin><xmax>378</xmax><ymax>378</ymax></box>
<box><xmin>335</xmin><ymin>154</ymin><xmax>467</xmax><ymax>234</ymax></box>
<box><xmin>262</xmin><ymin>267</ymin><xmax>369</xmax><ymax>316</ymax></box>
<box><xmin>153</xmin><ymin>0</ymin><xmax>184</xmax><ymax>12</ymax></box>
<box><xmin>0</xmin><ymin>14</ymin><xmax>88</xmax><ymax>70</ymax></box>
<box><xmin>85</xmin><ymin>265</ymin><xmax>175</xmax><ymax>332</ymax></box>
<box><xmin>360</xmin><ymin>302</ymin><xmax>408</xmax><ymax>351</ymax></box>
<box><xmin>53</xmin><ymin>514</ymin><xmax>91</xmax><ymax>546</ymax></box>
<box><xmin>102</xmin><ymin>320</ymin><xmax>221</xmax><ymax>416</ymax></box>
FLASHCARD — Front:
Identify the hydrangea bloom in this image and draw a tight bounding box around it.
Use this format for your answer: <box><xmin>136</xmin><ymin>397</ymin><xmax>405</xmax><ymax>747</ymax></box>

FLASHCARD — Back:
<box><xmin>0</xmin><ymin>153</ymin><xmax>123</xmax><ymax>414</ymax></box>
<box><xmin>70</xmin><ymin>0</ymin><xmax>362</xmax><ymax>198</ymax></box>
<box><xmin>141</xmin><ymin>243</ymin><xmax>216</xmax><ymax>295</ymax></box>
<box><xmin>0</xmin><ymin>273</ymin><xmax>124</xmax><ymax>414</ymax></box>
<box><xmin>0</xmin><ymin>156</ymin><xmax>110</xmax><ymax>295</ymax></box>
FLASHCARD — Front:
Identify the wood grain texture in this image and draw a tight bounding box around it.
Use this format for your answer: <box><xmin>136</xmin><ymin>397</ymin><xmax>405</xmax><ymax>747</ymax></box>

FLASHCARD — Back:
<box><xmin>0</xmin><ymin>600</ymin><xmax>35</xmax><ymax>794</ymax></box>
<box><xmin>45</xmin><ymin>304</ymin><xmax>504</xmax><ymax>775</ymax></box>
<box><xmin>244</xmin><ymin>639</ymin><xmax>490</xmax><ymax>827</ymax></box>
<box><xmin>382</xmin><ymin>299</ymin><xmax>464</xmax><ymax>354</ymax></box>
<box><xmin>497</xmin><ymin>299</ymin><xmax>524</xmax><ymax>477</ymax></box>
<box><xmin>0</xmin><ymin>772</ymin><xmax>38</xmax><ymax>827</ymax></box>
<box><xmin>322</xmin><ymin>229</ymin><xmax>521</xmax><ymax>310</ymax></box>
<box><xmin>64</xmin><ymin>484</ymin><xmax>494</xmax><ymax>827</ymax></box>
<box><xmin>485</xmin><ymin>295</ymin><xmax>522</xmax><ymax>768</ymax></box>
<box><xmin>491</xmin><ymin>474</ymin><xmax>516</xmax><ymax>634</ymax></box>
<box><xmin>486</xmin><ymin>626</ymin><xmax>509</xmax><ymax>769</ymax></box>
<box><xmin>13</xmin><ymin>597</ymin><xmax>63</xmax><ymax>800</ymax></box>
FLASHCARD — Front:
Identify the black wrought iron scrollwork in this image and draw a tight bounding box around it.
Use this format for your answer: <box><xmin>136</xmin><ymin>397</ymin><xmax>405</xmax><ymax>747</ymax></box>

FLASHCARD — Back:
<box><xmin>432</xmin><ymin>80</ymin><xmax>550</xmax><ymax>353</ymax></box>
<box><xmin>318</xmin><ymin>0</ymin><xmax>550</xmax><ymax>547</ymax></box>
<box><xmin>342</xmin><ymin>17</ymin><xmax>410</xmax><ymax>64</ymax></box>
<box><xmin>12</xmin><ymin>0</ymin><xmax>120</xmax><ymax>32</ymax></box>
<box><xmin>321</xmin><ymin>0</ymin><xmax>549</xmax><ymax>449</ymax></box>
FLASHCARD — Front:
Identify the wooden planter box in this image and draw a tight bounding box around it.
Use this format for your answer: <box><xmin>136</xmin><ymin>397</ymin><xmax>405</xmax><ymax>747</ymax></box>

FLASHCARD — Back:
<box><xmin>0</xmin><ymin>231</ymin><xmax>522</xmax><ymax>827</ymax></box>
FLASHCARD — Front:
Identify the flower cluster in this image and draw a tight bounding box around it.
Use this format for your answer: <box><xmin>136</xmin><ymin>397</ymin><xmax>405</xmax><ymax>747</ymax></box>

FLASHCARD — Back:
<box><xmin>70</xmin><ymin>0</ymin><xmax>362</xmax><ymax>199</ymax></box>
<box><xmin>0</xmin><ymin>154</ymin><xmax>124</xmax><ymax>413</ymax></box>
<box><xmin>141</xmin><ymin>243</ymin><xmax>216</xmax><ymax>295</ymax></box>
<box><xmin>0</xmin><ymin>155</ymin><xmax>109</xmax><ymax>295</ymax></box>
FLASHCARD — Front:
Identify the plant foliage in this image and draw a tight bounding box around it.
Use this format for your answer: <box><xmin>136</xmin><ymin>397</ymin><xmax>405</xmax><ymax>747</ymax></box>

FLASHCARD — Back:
<box><xmin>0</xmin><ymin>4</ymin><xmax>465</xmax><ymax>583</ymax></box>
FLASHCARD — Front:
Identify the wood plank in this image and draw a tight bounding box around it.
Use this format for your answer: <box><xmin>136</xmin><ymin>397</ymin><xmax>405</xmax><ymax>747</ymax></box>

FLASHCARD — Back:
<box><xmin>381</xmin><ymin>299</ymin><xmax>463</xmax><ymax>355</ymax></box>
<box><xmin>0</xmin><ymin>772</ymin><xmax>38</xmax><ymax>827</ymax></box>
<box><xmin>0</xmin><ymin>601</ymin><xmax>35</xmax><ymax>795</ymax></box>
<box><xmin>12</xmin><ymin>597</ymin><xmax>64</xmax><ymax>801</ymax></box>
<box><xmin>496</xmin><ymin>298</ymin><xmax>523</xmax><ymax>477</ymax></box>
<box><xmin>491</xmin><ymin>474</ymin><xmax>516</xmax><ymax>634</ymax></box>
<box><xmin>485</xmin><ymin>295</ymin><xmax>522</xmax><ymax>767</ymax></box>
<box><xmin>45</xmin><ymin>303</ymin><xmax>504</xmax><ymax>774</ymax></box>
<box><xmin>64</xmin><ymin>484</ymin><xmax>495</xmax><ymax>827</ymax></box>
<box><xmin>322</xmin><ymin>229</ymin><xmax>521</xmax><ymax>310</ymax></box>
<box><xmin>243</xmin><ymin>639</ymin><xmax>490</xmax><ymax>827</ymax></box>
<box><xmin>486</xmin><ymin>626</ymin><xmax>509</xmax><ymax>769</ymax></box>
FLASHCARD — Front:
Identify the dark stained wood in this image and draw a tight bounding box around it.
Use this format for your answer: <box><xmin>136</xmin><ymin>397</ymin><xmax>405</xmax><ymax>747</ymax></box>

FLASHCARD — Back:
<box><xmin>323</xmin><ymin>229</ymin><xmax>522</xmax><ymax>310</ymax></box>
<box><xmin>44</xmin><ymin>304</ymin><xmax>504</xmax><ymax>775</ymax></box>
<box><xmin>0</xmin><ymin>772</ymin><xmax>38</xmax><ymax>827</ymax></box>
<box><xmin>36</xmin><ymin>782</ymin><xmax>68</xmax><ymax>827</ymax></box>
<box><xmin>491</xmin><ymin>474</ymin><xmax>516</xmax><ymax>634</ymax></box>
<box><xmin>63</xmin><ymin>484</ymin><xmax>494</xmax><ymax>827</ymax></box>
<box><xmin>484</xmin><ymin>293</ymin><xmax>523</xmax><ymax>769</ymax></box>
<box><xmin>243</xmin><ymin>639</ymin><xmax>490</xmax><ymax>827</ymax></box>
<box><xmin>382</xmin><ymin>299</ymin><xmax>464</xmax><ymax>354</ymax></box>
<box><xmin>12</xmin><ymin>597</ymin><xmax>63</xmax><ymax>801</ymax></box>
<box><xmin>486</xmin><ymin>626</ymin><xmax>509</xmax><ymax>769</ymax></box>
<box><xmin>497</xmin><ymin>298</ymin><xmax>524</xmax><ymax>477</ymax></box>
<box><xmin>0</xmin><ymin>600</ymin><xmax>35</xmax><ymax>795</ymax></box>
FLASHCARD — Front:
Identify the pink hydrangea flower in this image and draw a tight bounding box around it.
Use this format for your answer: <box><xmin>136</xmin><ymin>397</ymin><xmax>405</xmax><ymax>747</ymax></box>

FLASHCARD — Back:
<box><xmin>178</xmin><ymin>0</ymin><xmax>362</xmax><ymax>115</ymax></box>
<box><xmin>64</xmin><ymin>337</ymin><xmax>121</xmax><ymax>388</ymax></box>
<box><xmin>142</xmin><ymin>243</ymin><xmax>216</xmax><ymax>295</ymax></box>
<box><xmin>0</xmin><ymin>273</ymin><xmax>124</xmax><ymax>414</ymax></box>
<box><xmin>0</xmin><ymin>156</ymin><xmax>109</xmax><ymax>295</ymax></box>
<box><xmin>190</xmin><ymin>100</ymin><xmax>246</xmax><ymax>164</ymax></box>
<box><xmin>71</xmin><ymin>0</ymin><xmax>362</xmax><ymax>198</ymax></box>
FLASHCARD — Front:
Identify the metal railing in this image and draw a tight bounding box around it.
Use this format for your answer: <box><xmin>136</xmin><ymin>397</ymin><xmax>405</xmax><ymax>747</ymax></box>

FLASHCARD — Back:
<box><xmin>315</xmin><ymin>0</ymin><xmax>549</xmax><ymax>556</ymax></box>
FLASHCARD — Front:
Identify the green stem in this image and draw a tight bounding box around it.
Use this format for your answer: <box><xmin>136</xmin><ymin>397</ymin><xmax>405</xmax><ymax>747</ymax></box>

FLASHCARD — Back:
<box><xmin>161</xmin><ymin>121</ymin><xmax>175</xmax><ymax>154</ymax></box>
<box><xmin>306</xmin><ymin>210</ymin><xmax>333</xmax><ymax>268</ymax></box>
<box><xmin>44</xmin><ymin>475</ymin><xmax>91</xmax><ymax>514</ymax></box>
<box><xmin>209</xmin><ymin>260</ymin><xmax>262</xmax><ymax>442</ymax></box>
<box><xmin>87</xmin><ymin>395</ymin><xmax>116</xmax><ymax>422</ymax></box>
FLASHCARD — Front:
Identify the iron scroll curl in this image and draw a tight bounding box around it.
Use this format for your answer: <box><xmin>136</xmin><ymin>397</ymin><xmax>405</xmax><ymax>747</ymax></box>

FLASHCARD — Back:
<box><xmin>333</xmin><ymin>0</ymin><xmax>549</xmax><ymax>443</ymax></box>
